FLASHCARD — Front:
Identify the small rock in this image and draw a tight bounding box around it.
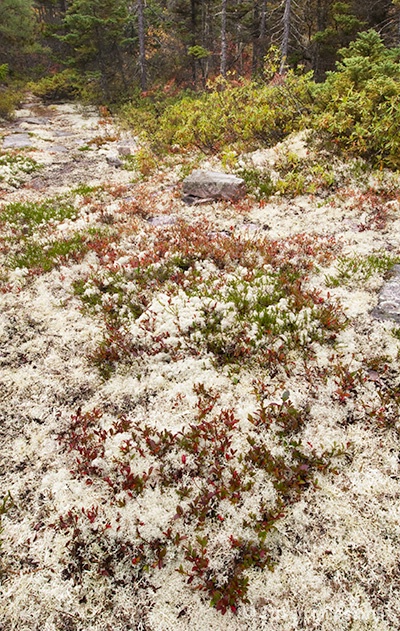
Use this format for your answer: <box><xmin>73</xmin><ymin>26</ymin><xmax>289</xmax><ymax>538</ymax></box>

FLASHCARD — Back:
<box><xmin>27</xmin><ymin>178</ymin><xmax>46</xmax><ymax>191</ymax></box>
<box><xmin>117</xmin><ymin>144</ymin><xmax>136</xmax><ymax>156</ymax></box>
<box><xmin>182</xmin><ymin>195</ymin><xmax>215</xmax><ymax>206</ymax></box>
<box><xmin>106</xmin><ymin>156</ymin><xmax>123</xmax><ymax>168</ymax></box>
<box><xmin>182</xmin><ymin>170</ymin><xmax>246</xmax><ymax>201</ymax></box>
<box><xmin>54</xmin><ymin>130</ymin><xmax>75</xmax><ymax>138</ymax></box>
<box><xmin>371</xmin><ymin>265</ymin><xmax>400</xmax><ymax>322</ymax></box>
<box><xmin>49</xmin><ymin>145</ymin><xmax>68</xmax><ymax>153</ymax></box>
<box><xmin>147</xmin><ymin>215</ymin><xmax>177</xmax><ymax>226</ymax></box>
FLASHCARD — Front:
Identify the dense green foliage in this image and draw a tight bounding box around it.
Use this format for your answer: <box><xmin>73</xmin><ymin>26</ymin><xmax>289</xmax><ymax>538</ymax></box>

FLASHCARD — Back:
<box><xmin>0</xmin><ymin>0</ymin><xmax>399</xmax><ymax>173</ymax></box>
<box><xmin>2</xmin><ymin>0</ymin><xmax>400</xmax><ymax>97</ymax></box>
<box><xmin>29</xmin><ymin>69</ymin><xmax>81</xmax><ymax>102</ymax></box>
<box><xmin>119</xmin><ymin>30</ymin><xmax>400</xmax><ymax>172</ymax></box>
<box><xmin>313</xmin><ymin>29</ymin><xmax>400</xmax><ymax>168</ymax></box>
<box><xmin>0</xmin><ymin>0</ymin><xmax>36</xmax><ymax>68</ymax></box>
<box><xmin>0</xmin><ymin>64</ymin><xmax>23</xmax><ymax>120</ymax></box>
<box><xmin>57</xmin><ymin>0</ymin><xmax>134</xmax><ymax>100</ymax></box>
<box><xmin>121</xmin><ymin>72</ymin><xmax>313</xmax><ymax>153</ymax></box>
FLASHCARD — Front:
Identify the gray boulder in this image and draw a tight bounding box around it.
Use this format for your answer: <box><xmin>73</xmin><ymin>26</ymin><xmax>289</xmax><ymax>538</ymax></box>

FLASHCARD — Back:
<box><xmin>371</xmin><ymin>264</ymin><xmax>400</xmax><ymax>322</ymax></box>
<box><xmin>182</xmin><ymin>170</ymin><xmax>246</xmax><ymax>202</ymax></box>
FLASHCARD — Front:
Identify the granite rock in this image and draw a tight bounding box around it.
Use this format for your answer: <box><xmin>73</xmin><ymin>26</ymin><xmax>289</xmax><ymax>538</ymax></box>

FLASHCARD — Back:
<box><xmin>182</xmin><ymin>170</ymin><xmax>246</xmax><ymax>201</ymax></box>
<box><xmin>371</xmin><ymin>264</ymin><xmax>400</xmax><ymax>322</ymax></box>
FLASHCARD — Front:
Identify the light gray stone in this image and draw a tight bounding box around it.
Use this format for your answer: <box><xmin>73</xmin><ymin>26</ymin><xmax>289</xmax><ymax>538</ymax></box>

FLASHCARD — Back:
<box><xmin>20</xmin><ymin>117</ymin><xmax>50</xmax><ymax>125</ymax></box>
<box><xmin>117</xmin><ymin>144</ymin><xmax>136</xmax><ymax>156</ymax></box>
<box><xmin>54</xmin><ymin>130</ymin><xmax>75</xmax><ymax>137</ymax></box>
<box><xmin>147</xmin><ymin>214</ymin><xmax>177</xmax><ymax>226</ymax></box>
<box><xmin>106</xmin><ymin>153</ymin><xmax>124</xmax><ymax>169</ymax></box>
<box><xmin>371</xmin><ymin>265</ymin><xmax>400</xmax><ymax>322</ymax></box>
<box><xmin>106</xmin><ymin>155</ymin><xmax>123</xmax><ymax>168</ymax></box>
<box><xmin>49</xmin><ymin>145</ymin><xmax>68</xmax><ymax>153</ymax></box>
<box><xmin>3</xmin><ymin>133</ymin><xmax>34</xmax><ymax>149</ymax></box>
<box><xmin>182</xmin><ymin>170</ymin><xmax>246</xmax><ymax>201</ymax></box>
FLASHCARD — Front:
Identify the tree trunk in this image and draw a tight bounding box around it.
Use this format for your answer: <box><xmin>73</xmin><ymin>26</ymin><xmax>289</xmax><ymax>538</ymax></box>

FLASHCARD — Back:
<box><xmin>190</xmin><ymin>0</ymin><xmax>197</xmax><ymax>84</ymax></box>
<box><xmin>259</xmin><ymin>0</ymin><xmax>267</xmax><ymax>54</ymax></box>
<box><xmin>137</xmin><ymin>0</ymin><xmax>147</xmax><ymax>91</ymax></box>
<box><xmin>220</xmin><ymin>0</ymin><xmax>227</xmax><ymax>77</ymax></box>
<box><xmin>279</xmin><ymin>0</ymin><xmax>291</xmax><ymax>73</ymax></box>
<box><xmin>398</xmin><ymin>8</ymin><xmax>400</xmax><ymax>45</ymax></box>
<box><xmin>253</xmin><ymin>0</ymin><xmax>267</xmax><ymax>72</ymax></box>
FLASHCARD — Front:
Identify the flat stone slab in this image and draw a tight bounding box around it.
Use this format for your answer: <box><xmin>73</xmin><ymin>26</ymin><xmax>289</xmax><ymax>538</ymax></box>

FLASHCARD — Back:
<box><xmin>147</xmin><ymin>214</ymin><xmax>177</xmax><ymax>226</ymax></box>
<box><xmin>182</xmin><ymin>170</ymin><xmax>246</xmax><ymax>201</ymax></box>
<box><xmin>19</xmin><ymin>117</ymin><xmax>50</xmax><ymax>125</ymax></box>
<box><xmin>3</xmin><ymin>133</ymin><xmax>35</xmax><ymax>149</ymax></box>
<box><xmin>49</xmin><ymin>145</ymin><xmax>68</xmax><ymax>153</ymax></box>
<box><xmin>371</xmin><ymin>265</ymin><xmax>400</xmax><ymax>322</ymax></box>
<box><xmin>54</xmin><ymin>130</ymin><xmax>76</xmax><ymax>137</ymax></box>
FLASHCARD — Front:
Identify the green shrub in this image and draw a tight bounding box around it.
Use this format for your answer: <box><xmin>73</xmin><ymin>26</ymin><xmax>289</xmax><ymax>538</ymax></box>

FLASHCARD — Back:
<box><xmin>236</xmin><ymin>151</ymin><xmax>339</xmax><ymax>200</ymax></box>
<box><xmin>0</xmin><ymin>65</ymin><xmax>21</xmax><ymax>120</ymax></box>
<box><xmin>325</xmin><ymin>253</ymin><xmax>400</xmax><ymax>287</ymax></box>
<box><xmin>122</xmin><ymin>146</ymin><xmax>159</xmax><ymax>178</ymax></box>
<box><xmin>159</xmin><ymin>73</ymin><xmax>313</xmax><ymax>153</ymax></box>
<box><xmin>312</xmin><ymin>30</ymin><xmax>400</xmax><ymax>169</ymax></box>
<box><xmin>119</xmin><ymin>88</ymin><xmax>194</xmax><ymax>139</ymax></box>
<box><xmin>10</xmin><ymin>234</ymin><xmax>87</xmax><ymax>272</ymax></box>
<box><xmin>0</xmin><ymin>64</ymin><xmax>9</xmax><ymax>82</ymax></box>
<box><xmin>28</xmin><ymin>69</ymin><xmax>102</xmax><ymax>103</ymax></box>
<box><xmin>121</xmin><ymin>72</ymin><xmax>314</xmax><ymax>154</ymax></box>
<box><xmin>236</xmin><ymin>165</ymin><xmax>276</xmax><ymax>200</ymax></box>
<box><xmin>29</xmin><ymin>70</ymin><xmax>79</xmax><ymax>101</ymax></box>
<box><xmin>29</xmin><ymin>69</ymin><xmax>80</xmax><ymax>102</ymax></box>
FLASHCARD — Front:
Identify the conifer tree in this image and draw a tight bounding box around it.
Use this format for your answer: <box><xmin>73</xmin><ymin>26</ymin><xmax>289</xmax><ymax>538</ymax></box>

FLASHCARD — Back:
<box><xmin>0</xmin><ymin>0</ymin><xmax>36</xmax><ymax>71</ymax></box>
<box><xmin>58</xmin><ymin>0</ymin><xmax>134</xmax><ymax>98</ymax></box>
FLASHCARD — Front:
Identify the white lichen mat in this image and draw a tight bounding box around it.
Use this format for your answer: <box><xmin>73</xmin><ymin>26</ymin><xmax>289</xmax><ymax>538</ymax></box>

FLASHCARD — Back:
<box><xmin>0</xmin><ymin>101</ymin><xmax>400</xmax><ymax>631</ymax></box>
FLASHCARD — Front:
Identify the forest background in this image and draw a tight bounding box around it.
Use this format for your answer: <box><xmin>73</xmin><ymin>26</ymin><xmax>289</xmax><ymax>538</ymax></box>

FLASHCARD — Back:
<box><xmin>1</xmin><ymin>0</ymin><xmax>400</xmax><ymax>99</ymax></box>
<box><xmin>1</xmin><ymin>0</ymin><xmax>400</xmax><ymax>173</ymax></box>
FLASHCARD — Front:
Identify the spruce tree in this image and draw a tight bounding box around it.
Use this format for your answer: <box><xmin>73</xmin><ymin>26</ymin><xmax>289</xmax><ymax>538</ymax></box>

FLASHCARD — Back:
<box><xmin>59</xmin><ymin>0</ymin><xmax>134</xmax><ymax>99</ymax></box>
<box><xmin>0</xmin><ymin>0</ymin><xmax>36</xmax><ymax>71</ymax></box>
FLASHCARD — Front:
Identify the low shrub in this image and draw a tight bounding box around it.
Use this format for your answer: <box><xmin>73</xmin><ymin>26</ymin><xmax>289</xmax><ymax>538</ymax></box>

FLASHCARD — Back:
<box><xmin>0</xmin><ymin>199</ymin><xmax>77</xmax><ymax>234</ymax></box>
<box><xmin>119</xmin><ymin>33</ymin><xmax>400</xmax><ymax>170</ymax></box>
<box><xmin>119</xmin><ymin>88</ymin><xmax>191</xmax><ymax>139</ymax></box>
<box><xmin>28</xmin><ymin>69</ymin><xmax>79</xmax><ymax>102</ymax></box>
<box><xmin>120</xmin><ymin>72</ymin><xmax>314</xmax><ymax>154</ymax></box>
<box><xmin>0</xmin><ymin>89</ymin><xmax>20</xmax><ymax>120</ymax></box>
<box><xmin>236</xmin><ymin>151</ymin><xmax>340</xmax><ymax>200</ymax></box>
<box><xmin>55</xmin><ymin>393</ymin><xmax>345</xmax><ymax>614</ymax></box>
<box><xmin>29</xmin><ymin>69</ymin><xmax>102</xmax><ymax>103</ymax></box>
<box><xmin>0</xmin><ymin>65</ymin><xmax>22</xmax><ymax>120</ymax></box>
<box><xmin>0</xmin><ymin>65</ymin><xmax>8</xmax><ymax>83</ymax></box>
